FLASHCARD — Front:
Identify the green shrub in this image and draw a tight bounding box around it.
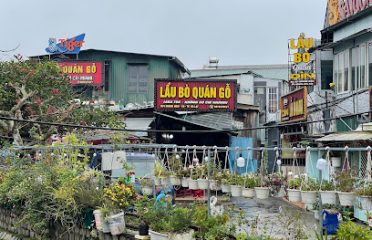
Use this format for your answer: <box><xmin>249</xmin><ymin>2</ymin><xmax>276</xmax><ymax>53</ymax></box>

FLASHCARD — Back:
<box><xmin>335</xmin><ymin>220</ymin><xmax>372</xmax><ymax>240</ymax></box>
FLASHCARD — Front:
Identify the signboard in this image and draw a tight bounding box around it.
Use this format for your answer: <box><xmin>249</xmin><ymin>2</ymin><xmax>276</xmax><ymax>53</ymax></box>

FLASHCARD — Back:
<box><xmin>325</xmin><ymin>0</ymin><xmax>372</xmax><ymax>27</ymax></box>
<box><xmin>46</xmin><ymin>33</ymin><xmax>85</xmax><ymax>54</ymax></box>
<box><xmin>59</xmin><ymin>61</ymin><xmax>103</xmax><ymax>85</ymax></box>
<box><xmin>288</xmin><ymin>33</ymin><xmax>316</xmax><ymax>86</ymax></box>
<box><xmin>280</xmin><ymin>87</ymin><xmax>307</xmax><ymax>123</ymax></box>
<box><xmin>154</xmin><ymin>79</ymin><xmax>237</xmax><ymax>112</ymax></box>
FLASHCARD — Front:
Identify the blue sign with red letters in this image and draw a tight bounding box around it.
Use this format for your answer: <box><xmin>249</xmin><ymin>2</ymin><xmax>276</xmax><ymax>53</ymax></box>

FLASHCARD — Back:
<box><xmin>45</xmin><ymin>33</ymin><xmax>85</xmax><ymax>54</ymax></box>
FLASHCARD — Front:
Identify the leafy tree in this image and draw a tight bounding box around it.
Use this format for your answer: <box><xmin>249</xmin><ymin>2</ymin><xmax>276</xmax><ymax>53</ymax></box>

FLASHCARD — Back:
<box><xmin>0</xmin><ymin>56</ymin><xmax>124</xmax><ymax>145</ymax></box>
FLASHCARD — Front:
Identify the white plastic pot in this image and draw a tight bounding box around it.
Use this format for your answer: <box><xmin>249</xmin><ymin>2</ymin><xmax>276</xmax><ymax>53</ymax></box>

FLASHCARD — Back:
<box><xmin>287</xmin><ymin>189</ymin><xmax>301</xmax><ymax>202</ymax></box>
<box><xmin>337</xmin><ymin>192</ymin><xmax>355</xmax><ymax>206</ymax></box>
<box><xmin>107</xmin><ymin>212</ymin><xmax>125</xmax><ymax>235</ymax></box>
<box><xmin>254</xmin><ymin>187</ymin><xmax>270</xmax><ymax>199</ymax></box>
<box><xmin>221</xmin><ymin>183</ymin><xmax>231</xmax><ymax>193</ymax></box>
<box><xmin>209</xmin><ymin>180</ymin><xmax>219</xmax><ymax>191</ymax></box>
<box><xmin>359</xmin><ymin>196</ymin><xmax>372</xmax><ymax>210</ymax></box>
<box><xmin>197</xmin><ymin>179</ymin><xmax>209</xmax><ymax>190</ymax></box>
<box><xmin>319</xmin><ymin>191</ymin><xmax>337</xmax><ymax>205</ymax></box>
<box><xmin>182</xmin><ymin>177</ymin><xmax>189</xmax><ymax>187</ymax></box>
<box><xmin>154</xmin><ymin>178</ymin><xmax>161</xmax><ymax>186</ymax></box>
<box><xmin>160</xmin><ymin>177</ymin><xmax>169</xmax><ymax>185</ymax></box>
<box><xmin>331</xmin><ymin>157</ymin><xmax>341</xmax><ymax>168</ymax></box>
<box><xmin>149</xmin><ymin>229</ymin><xmax>194</xmax><ymax>240</ymax></box>
<box><xmin>142</xmin><ymin>186</ymin><xmax>153</xmax><ymax>195</ymax></box>
<box><xmin>301</xmin><ymin>191</ymin><xmax>317</xmax><ymax>205</ymax></box>
<box><xmin>188</xmin><ymin>179</ymin><xmax>199</xmax><ymax>190</ymax></box>
<box><xmin>169</xmin><ymin>176</ymin><xmax>181</xmax><ymax>186</ymax></box>
<box><xmin>93</xmin><ymin>210</ymin><xmax>110</xmax><ymax>233</ymax></box>
<box><xmin>242</xmin><ymin>188</ymin><xmax>255</xmax><ymax>198</ymax></box>
<box><xmin>230</xmin><ymin>185</ymin><xmax>242</xmax><ymax>197</ymax></box>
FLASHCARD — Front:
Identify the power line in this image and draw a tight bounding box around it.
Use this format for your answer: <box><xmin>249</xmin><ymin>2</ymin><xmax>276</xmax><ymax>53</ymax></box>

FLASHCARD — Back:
<box><xmin>0</xmin><ymin>110</ymin><xmax>370</xmax><ymax>134</ymax></box>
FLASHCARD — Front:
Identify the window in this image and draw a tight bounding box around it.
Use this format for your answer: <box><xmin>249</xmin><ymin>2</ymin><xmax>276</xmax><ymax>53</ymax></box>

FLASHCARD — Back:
<box><xmin>268</xmin><ymin>87</ymin><xmax>277</xmax><ymax>113</ymax></box>
<box><xmin>321</xmin><ymin>60</ymin><xmax>333</xmax><ymax>90</ymax></box>
<box><xmin>128</xmin><ymin>64</ymin><xmax>149</xmax><ymax>94</ymax></box>
<box><xmin>351</xmin><ymin>45</ymin><xmax>367</xmax><ymax>90</ymax></box>
<box><xmin>104</xmin><ymin>60</ymin><xmax>111</xmax><ymax>92</ymax></box>
<box><xmin>334</xmin><ymin>50</ymin><xmax>350</xmax><ymax>93</ymax></box>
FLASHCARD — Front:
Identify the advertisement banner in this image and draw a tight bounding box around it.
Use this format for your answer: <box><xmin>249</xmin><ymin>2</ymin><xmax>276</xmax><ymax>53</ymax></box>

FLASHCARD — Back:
<box><xmin>155</xmin><ymin>79</ymin><xmax>237</xmax><ymax>112</ymax></box>
<box><xmin>325</xmin><ymin>0</ymin><xmax>372</xmax><ymax>27</ymax></box>
<box><xmin>280</xmin><ymin>87</ymin><xmax>307</xmax><ymax>123</ymax></box>
<box><xmin>288</xmin><ymin>33</ymin><xmax>316</xmax><ymax>86</ymax></box>
<box><xmin>59</xmin><ymin>61</ymin><xmax>103</xmax><ymax>85</ymax></box>
<box><xmin>46</xmin><ymin>33</ymin><xmax>85</xmax><ymax>54</ymax></box>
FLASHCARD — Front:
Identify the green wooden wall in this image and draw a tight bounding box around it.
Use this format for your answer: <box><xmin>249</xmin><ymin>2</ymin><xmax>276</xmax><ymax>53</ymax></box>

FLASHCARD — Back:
<box><xmin>77</xmin><ymin>50</ymin><xmax>184</xmax><ymax>104</ymax></box>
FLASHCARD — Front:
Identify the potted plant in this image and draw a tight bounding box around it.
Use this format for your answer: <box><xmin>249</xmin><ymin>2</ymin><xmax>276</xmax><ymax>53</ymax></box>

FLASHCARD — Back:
<box><xmin>241</xmin><ymin>174</ymin><xmax>256</xmax><ymax>198</ymax></box>
<box><xmin>196</xmin><ymin>165</ymin><xmax>209</xmax><ymax>190</ymax></box>
<box><xmin>254</xmin><ymin>176</ymin><xmax>270</xmax><ymax>199</ymax></box>
<box><xmin>209</xmin><ymin>171</ymin><xmax>221</xmax><ymax>191</ymax></box>
<box><xmin>319</xmin><ymin>180</ymin><xmax>337</xmax><ymax>205</ymax></box>
<box><xmin>140</xmin><ymin>177</ymin><xmax>154</xmax><ymax>196</ymax></box>
<box><xmin>168</xmin><ymin>154</ymin><xmax>183</xmax><ymax>186</ymax></box>
<box><xmin>93</xmin><ymin>206</ymin><xmax>111</xmax><ymax>233</ymax></box>
<box><xmin>180</xmin><ymin>167</ymin><xmax>191</xmax><ymax>188</ymax></box>
<box><xmin>287</xmin><ymin>178</ymin><xmax>302</xmax><ymax>202</ymax></box>
<box><xmin>145</xmin><ymin>201</ymin><xmax>194</xmax><ymax>240</ymax></box>
<box><xmin>356</xmin><ymin>182</ymin><xmax>372</xmax><ymax>211</ymax></box>
<box><xmin>188</xmin><ymin>167</ymin><xmax>199</xmax><ymax>190</ymax></box>
<box><xmin>229</xmin><ymin>174</ymin><xmax>243</xmax><ymax>197</ymax></box>
<box><xmin>268</xmin><ymin>173</ymin><xmax>286</xmax><ymax>197</ymax></box>
<box><xmin>335</xmin><ymin>170</ymin><xmax>355</xmax><ymax>206</ymax></box>
<box><xmin>154</xmin><ymin>160</ymin><xmax>165</xmax><ymax>185</ymax></box>
<box><xmin>301</xmin><ymin>178</ymin><xmax>319</xmax><ymax>209</ymax></box>
<box><xmin>103</xmin><ymin>182</ymin><xmax>137</xmax><ymax>235</ymax></box>
<box><xmin>220</xmin><ymin>170</ymin><xmax>231</xmax><ymax>193</ymax></box>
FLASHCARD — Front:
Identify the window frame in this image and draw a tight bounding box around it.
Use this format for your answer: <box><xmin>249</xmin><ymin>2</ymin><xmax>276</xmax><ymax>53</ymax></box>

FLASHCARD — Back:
<box><xmin>268</xmin><ymin>87</ymin><xmax>278</xmax><ymax>113</ymax></box>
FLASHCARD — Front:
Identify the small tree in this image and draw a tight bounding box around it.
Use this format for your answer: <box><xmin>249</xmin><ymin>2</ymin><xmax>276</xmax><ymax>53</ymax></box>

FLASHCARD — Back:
<box><xmin>0</xmin><ymin>56</ymin><xmax>124</xmax><ymax>145</ymax></box>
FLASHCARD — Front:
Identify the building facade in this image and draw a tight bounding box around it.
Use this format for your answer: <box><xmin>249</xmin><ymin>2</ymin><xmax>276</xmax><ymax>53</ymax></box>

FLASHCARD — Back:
<box><xmin>32</xmin><ymin>49</ymin><xmax>190</xmax><ymax>106</ymax></box>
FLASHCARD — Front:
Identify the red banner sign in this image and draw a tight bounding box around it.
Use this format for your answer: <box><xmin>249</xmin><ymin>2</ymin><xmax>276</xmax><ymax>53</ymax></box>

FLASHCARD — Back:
<box><xmin>59</xmin><ymin>61</ymin><xmax>103</xmax><ymax>85</ymax></box>
<box><xmin>155</xmin><ymin>79</ymin><xmax>237</xmax><ymax>112</ymax></box>
<box><xmin>280</xmin><ymin>87</ymin><xmax>307</xmax><ymax>122</ymax></box>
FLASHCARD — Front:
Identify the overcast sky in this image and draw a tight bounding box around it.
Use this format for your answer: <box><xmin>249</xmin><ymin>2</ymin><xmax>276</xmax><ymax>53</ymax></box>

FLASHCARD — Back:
<box><xmin>0</xmin><ymin>0</ymin><xmax>327</xmax><ymax>69</ymax></box>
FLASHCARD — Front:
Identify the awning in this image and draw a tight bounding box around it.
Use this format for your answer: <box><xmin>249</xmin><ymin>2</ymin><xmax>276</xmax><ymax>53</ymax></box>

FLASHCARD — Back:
<box><xmin>316</xmin><ymin>131</ymin><xmax>372</xmax><ymax>142</ymax></box>
<box><xmin>124</xmin><ymin>118</ymin><xmax>154</xmax><ymax>137</ymax></box>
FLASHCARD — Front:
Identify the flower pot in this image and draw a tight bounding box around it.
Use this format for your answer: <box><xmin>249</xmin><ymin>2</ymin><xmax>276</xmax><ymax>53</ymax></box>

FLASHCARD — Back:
<box><xmin>142</xmin><ymin>186</ymin><xmax>153</xmax><ymax>195</ymax></box>
<box><xmin>93</xmin><ymin>210</ymin><xmax>110</xmax><ymax>233</ymax></box>
<box><xmin>182</xmin><ymin>177</ymin><xmax>189</xmax><ymax>187</ymax></box>
<box><xmin>330</xmin><ymin>157</ymin><xmax>341</xmax><ymax>168</ymax></box>
<box><xmin>149</xmin><ymin>230</ymin><xmax>168</xmax><ymax>240</ymax></box>
<box><xmin>319</xmin><ymin>191</ymin><xmax>337</xmax><ymax>205</ymax></box>
<box><xmin>149</xmin><ymin>229</ymin><xmax>194</xmax><ymax>240</ymax></box>
<box><xmin>154</xmin><ymin>178</ymin><xmax>161</xmax><ymax>186</ymax></box>
<box><xmin>188</xmin><ymin>179</ymin><xmax>199</xmax><ymax>190</ymax></box>
<box><xmin>221</xmin><ymin>184</ymin><xmax>231</xmax><ymax>193</ymax></box>
<box><xmin>107</xmin><ymin>212</ymin><xmax>125</xmax><ymax>235</ymax></box>
<box><xmin>169</xmin><ymin>176</ymin><xmax>181</xmax><ymax>186</ymax></box>
<box><xmin>301</xmin><ymin>191</ymin><xmax>317</xmax><ymax>205</ymax></box>
<box><xmin>287</xmin><ymin>189</ymin><xmax>301</xmax><ymax>202</ymax></box>
<box><xmin>209</xmin><ymin>180</ymin><xmax>218</xmax><ymax>190</ymax></box>
<box><xmin>197</xmin><ymin>179</ymin><xmax>209</xmax><ymax>190</ymax></box>
<box><xmin>160</xmin><ymin>177</ymin><xmax>169</xmax><ymax>185</ymax></box>
<box><xmin>337</xmin><ymin>192</ymin><xmax>355</xmax><ymax>206</ymax></box>
<box><xmin>359</xmin><ymin>196</ymin><xmax>372</xmax><ymax>210</ymax></box>
<box><xmin>242</xmin><ymin>188</ymin><xmax>255</xmax><ymax>198</ymax></box>
<box><xmin>254</xmin><ymin>187</ymin><xmax>270</xmax><ymax>199</ymax></box>
<box><xmin>139</xmin><ymin>223</ymin><xmax>149</xmax><ymax>236</ymax></box>
<box><xmin>230</xmin><ymin>185</ymin><xmax>242</xmax><ymax>197</ymax></box>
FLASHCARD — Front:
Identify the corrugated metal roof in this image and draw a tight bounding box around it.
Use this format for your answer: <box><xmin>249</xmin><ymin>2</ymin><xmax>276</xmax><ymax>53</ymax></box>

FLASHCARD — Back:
<box><xmin>29</xmin><ymin>48</ymin><xmax>190</xmax><ymax>74</ymax></box>
<box><xmin>316</xmin><ymin>131</ymin><xmax>372</xmax><ymax>142</ymax></box>
<box><xmin>190</xmin><ymin>64</ymin><xmax>288</xmax><ymax>80</ymax></box>
<box><xmin>124</xmin><ymin>118</ymin><xmax>154</xmax><ymax>137</ymax></box>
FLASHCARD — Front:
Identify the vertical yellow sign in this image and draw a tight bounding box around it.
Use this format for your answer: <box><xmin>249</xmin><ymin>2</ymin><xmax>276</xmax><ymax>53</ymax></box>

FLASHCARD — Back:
<box><xmin>328</xmin><ymin>0</ymin><xmax>339</xmax><ymax>26</ymax></box>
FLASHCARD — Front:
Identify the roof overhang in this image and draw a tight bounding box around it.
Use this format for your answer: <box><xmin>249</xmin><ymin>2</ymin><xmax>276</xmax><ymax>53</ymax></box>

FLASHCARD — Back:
<box><xmin>311</xmin><ymin>28</ymin><xmax>372</xmax><ymax>51</ymax></box>
<box><xmin>316</xmin><ymin>131</ymin><xmax>372</xmax><ymax>142</ymax></box>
